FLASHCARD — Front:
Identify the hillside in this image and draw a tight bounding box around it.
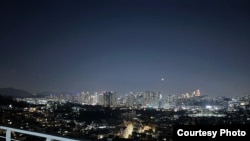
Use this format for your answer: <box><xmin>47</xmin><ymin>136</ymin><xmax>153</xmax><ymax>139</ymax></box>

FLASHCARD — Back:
<box><xmin>0</xmin><ymin>87</ymin><xmax>34</xmax><ymax>98</ymax></box>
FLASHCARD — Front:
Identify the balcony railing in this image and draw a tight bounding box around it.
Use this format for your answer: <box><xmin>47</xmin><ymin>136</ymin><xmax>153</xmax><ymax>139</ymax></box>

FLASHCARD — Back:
<box><xmin>0</xmin><ymin>126</ymin><xmax>80</xmax><ymax>141</ymax></box>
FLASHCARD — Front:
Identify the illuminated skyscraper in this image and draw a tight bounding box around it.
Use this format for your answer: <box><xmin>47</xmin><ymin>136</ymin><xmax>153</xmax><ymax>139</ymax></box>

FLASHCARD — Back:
<box><xmin>97</xmin><ymin>93</ymin><xmax>104</xmax><ymax>105</ymax></box>
<box><xmin>196</xmin><ymin>89</ymin><xmax>201</xmax><ymax>96</ymax></box>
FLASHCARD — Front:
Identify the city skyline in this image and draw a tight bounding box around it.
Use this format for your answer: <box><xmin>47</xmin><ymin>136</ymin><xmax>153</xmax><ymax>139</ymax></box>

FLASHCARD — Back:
<box><xmin>0</xmin><ymin>0</ymin><xmax>250</xmax><ymax>97</ymax></box>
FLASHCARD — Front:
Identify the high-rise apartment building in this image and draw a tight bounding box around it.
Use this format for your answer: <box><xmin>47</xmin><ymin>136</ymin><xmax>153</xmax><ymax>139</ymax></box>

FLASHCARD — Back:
<box><xmin>103</xmin><ymin>91</ymin><xmax>117</xmax><ymax>107</ymax></box>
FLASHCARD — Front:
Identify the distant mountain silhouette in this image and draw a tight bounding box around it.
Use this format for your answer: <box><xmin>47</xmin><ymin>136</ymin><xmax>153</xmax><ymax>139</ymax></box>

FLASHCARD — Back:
<box><xmin>36</xmin><ymin>91</ymin><xmax>75</xmax><ymax>97</ymax></box>
<box><xmin>0</xmin><ymin>87</ymin><xmax>34</xmax><ymax>98</ymax></box>
<box><xmin>0</xmin><ymin>87</ymin><xmax>78</xmax><ymax>98</ymax></box>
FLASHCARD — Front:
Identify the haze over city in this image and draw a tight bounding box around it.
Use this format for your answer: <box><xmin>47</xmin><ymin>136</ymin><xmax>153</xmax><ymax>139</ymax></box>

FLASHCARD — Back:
<box><xmin>0</xmin><ymin>0</ymin><xmax>250</xmax><ymax>97</ymax></box>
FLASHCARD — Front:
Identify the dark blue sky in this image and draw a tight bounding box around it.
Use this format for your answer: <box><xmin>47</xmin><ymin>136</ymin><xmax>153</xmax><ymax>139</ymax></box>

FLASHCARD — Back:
<box><xmin>0</xmin><ymin>0</ymin><xmax>249</xmax><ymax>97</ymax></box>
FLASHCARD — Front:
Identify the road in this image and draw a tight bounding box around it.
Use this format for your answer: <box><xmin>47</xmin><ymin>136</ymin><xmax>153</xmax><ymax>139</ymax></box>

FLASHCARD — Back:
<box><xmin>123</xmin><ymin>121</ymin><xmax>133</xmax><ymax>138</ymax></box>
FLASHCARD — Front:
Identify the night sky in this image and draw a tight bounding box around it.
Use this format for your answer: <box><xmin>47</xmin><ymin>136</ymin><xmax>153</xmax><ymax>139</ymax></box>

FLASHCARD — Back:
<box><xmin>1</xmin><ymin>0</ymin><xmax>250</xmax><ymax>97</ymax></box>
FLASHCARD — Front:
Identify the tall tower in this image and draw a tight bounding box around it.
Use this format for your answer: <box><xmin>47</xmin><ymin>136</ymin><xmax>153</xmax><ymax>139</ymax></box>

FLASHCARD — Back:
<box><xmin>196</xmin><ymin>89</ymin><xmax>200</xmax><ymax>96</ymax></box>
<box><xmin>103</xmin><ymin>91</ymin><xmax>117</xmax><ymax>107</ymax></box>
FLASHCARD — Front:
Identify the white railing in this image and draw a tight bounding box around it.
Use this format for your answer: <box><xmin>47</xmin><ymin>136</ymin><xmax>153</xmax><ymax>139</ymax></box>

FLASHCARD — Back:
<box><xmin>0</xmin><ymin>126</ymin><xmax>80</xmax><ymax>141</ymax></box>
